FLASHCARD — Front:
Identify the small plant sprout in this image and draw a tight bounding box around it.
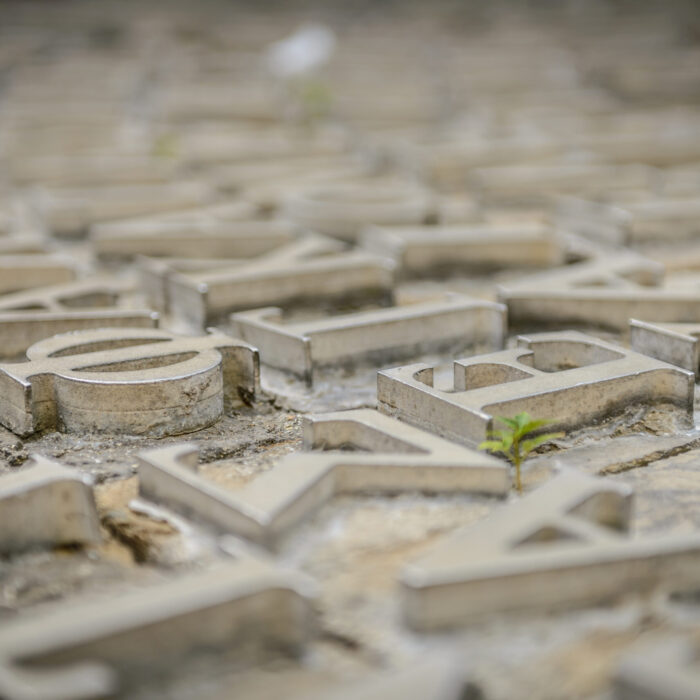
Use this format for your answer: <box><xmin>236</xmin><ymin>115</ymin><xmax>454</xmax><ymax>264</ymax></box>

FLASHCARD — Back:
<box><xmin>296</xmin><ymin>78</ymin><xmax>333</xmax><ymax>123</ymax></box>
<box><xmin>152</xmin><ymin>133</ymin><xmax>179</xmax><ymax>160</ymax></box>
<box><xmin>479</xmin><ymin>412</ymin><xmax>563</xmax><ymax>494</ymax></box>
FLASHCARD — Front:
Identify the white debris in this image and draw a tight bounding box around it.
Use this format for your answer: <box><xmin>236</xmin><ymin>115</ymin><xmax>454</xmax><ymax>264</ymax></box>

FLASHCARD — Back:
<box><xmin>266</xmin><ymin>23</ymin><xmax>336</xmax><ymax>78</ymax></box>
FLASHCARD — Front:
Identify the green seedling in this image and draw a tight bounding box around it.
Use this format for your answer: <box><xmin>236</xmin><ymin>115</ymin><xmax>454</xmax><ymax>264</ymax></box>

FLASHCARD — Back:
<box><xmin>479</xmin><ymin>412</ymin><xmax>563</xmax><ymax>493</ymax></box>
<box><xmin>294</xmin><ymin>78</ymin><xmax>333</xmax><ymax>123</ymax></box>
<box><xmin>152</xmin><ymin>133</ymin><xmax>179</xmax><ymax>159</ymax></box>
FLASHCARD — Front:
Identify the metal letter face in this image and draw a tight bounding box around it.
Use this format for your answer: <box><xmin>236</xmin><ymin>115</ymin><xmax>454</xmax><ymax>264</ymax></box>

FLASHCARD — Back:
<box><xmin>0</xmin><ymin>327</ymin><xmax>259</xmax><ymax>437</ymax></box>
<box><xmin>563</xmin><ymin>195</ymin><xmax>700</xmax><ymax>244</ymax></box>
<box><xmin>0</xmin><ymin>455</ymin><xmax>100</xmax><ymax>554</ymax></box>
<box><xmin>377</xmin><ymin>331</ymin><xmax>694</xmax><ymax>446</ymax></box>
<box><xmin>0</xmin><ymin>277</ymin><xmax>158</xmax><ymax>358</ymax></box>
<box><xmin>470</xmin><ymin>163</ymin><xmax>652</xmax><ymax>203</ymax></box>
<box><xmin>140</xmin><ymin>233</ymin><xmax>344</xmax><ymax>318</ymax></box>
<box><xmin>0</xmin><ymin>254</ymin><xmax>76</xmax><ymax>294</ymax></box>
<box><xmin>499</xmin><ymin>250</ymin><xmax>700</xmax><ymax>330</ymax></box>
<box><xmin>40</xmin><ymin>181</ymin><xmax>213</xmax><ymax>237</ymax></box>
<box><xmin>230</xmin><ymin>294</ymin><xmax>506</xmax><ymax>383</ymax></box>
<box><xmin>630</xmin><ymin>319</ymin><xmax>700</xmax><ymax>374</ymax></box>
<box><xmin>137</xmin><ymin>409</ymin><xmax>508</xmax><ymax>549</ymax></box>
<box><xmin>362</xmin><ymin>223</ymin><xmax>564</xmax><ymax>278</ymax></box>
<box><xmin>92</xmin><ymin>218</ymin><xmax>294</xmax><ymax>260</ymax></box>
<box><xmin>0</xmin><ymin>557</ymin><xmax>315</xmax><ymax>700</ymax></box>
<box><xmin>282</xmin><ymin>181</ymin><xmax>433</xmax><ymax>241</ymax></box>
<box><xmin>167</xmin><ymin>250</ymin><xmax>395</xmax><ymax>329</ymax></box>
<box><xmin>401</xmin><ymin>471</ymin><xmax>700</xmax><ymax>630</ymax></box>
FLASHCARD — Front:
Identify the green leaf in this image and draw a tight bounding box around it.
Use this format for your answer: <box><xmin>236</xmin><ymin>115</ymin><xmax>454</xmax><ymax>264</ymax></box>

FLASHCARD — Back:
<box><xmin>484</xmin><ymin>429</ymin><xmax>511</xmax><ymax>441</ymax></box>
<box><xmin>520</xmin><ymin>418</ymin><xmax>558</xmax><ymax>435</ymax></box>
<box><xmin>478</xmin><ymin>440</ymin><xmax>510</xmax><ymax>456</ymax></box>
<box><xmin>495</xmin><ymin>416</ymin><xmax>520</xmax><ymax>430</ymax></box>
<box><xmin>152</xmin><ymin>133</ymin><xmax>179</xmax><ymax>159</ymax></box>
<box><xmin>520</xmin><ymin>432</ymin><xmax>564</xmax><ymax>457</ymax></box>
<box><xmin>513</xmin><ymin>412</ymin><xmax>533</xmax><ymax>430</ymax></box>
<box><xmin>486</xmin><ymin>432</ymin><xmax>513</xmax><ymax>449</ymax></box>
